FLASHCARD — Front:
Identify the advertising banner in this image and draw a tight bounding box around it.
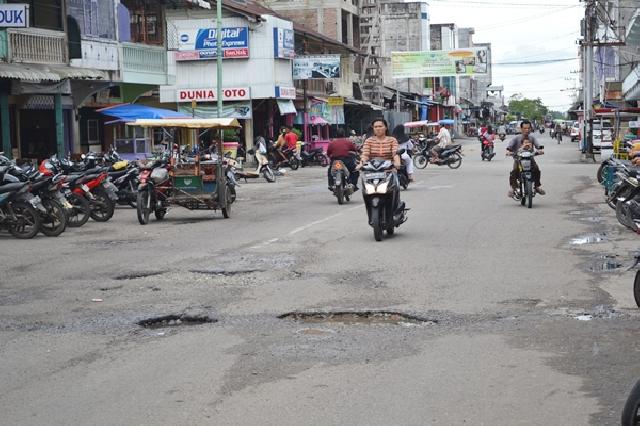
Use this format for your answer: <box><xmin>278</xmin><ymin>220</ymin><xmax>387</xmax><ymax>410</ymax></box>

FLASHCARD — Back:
<box><xmin>178</xmin><ymin>102</ymin><xmax>252</xmax><ymax>119</ymax></box>
<box><xmin>391</xmin><ymin>47</ymin><xmax>489</xmax><ymax>78</ymax></box>
<box><xmin>293</xmin><ymin>55</ymin><xmax>341</xmax><ymax>79</ymax></box>
<box><xmin>275</xmin><ymin>86</ymin><xmax>296</xmax><ymax>99</ymax></box>
<box><xmin>176</xmin><ymin>27</ymin><xmax>249</xmax><ymax>61</ymax></box>
<box><xmin>273</xmin><ymin>28</ymin><xmax>294</xmax><ymax>59</ymax></box>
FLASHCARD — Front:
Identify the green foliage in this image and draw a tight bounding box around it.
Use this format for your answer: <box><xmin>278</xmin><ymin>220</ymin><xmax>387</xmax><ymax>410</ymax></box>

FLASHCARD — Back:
<box><xmin>292</xmin><ymin>128</ymin><xmax>302</xmax><ymax>139</ymax></box>
<box><xmin>507</xmin><ymin>94</ymin><xmax>549</xmax><ymax>122</ymax></box>
<box><xmin>549</xmin><ymin>110</ymin><xmax>566</xmax><ymax>120</ymax></box>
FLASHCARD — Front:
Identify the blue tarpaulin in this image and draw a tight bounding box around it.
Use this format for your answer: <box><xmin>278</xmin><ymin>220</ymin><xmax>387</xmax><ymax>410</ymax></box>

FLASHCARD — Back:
<box><xmin>97</xmin><ymin>104</ymin><xmax>190</xmax><ymax>124</ymax></box>
<box><xmin>438</xmin><ymin>119</ymin><xmax>455</xmax><ymax>125</ymax></box>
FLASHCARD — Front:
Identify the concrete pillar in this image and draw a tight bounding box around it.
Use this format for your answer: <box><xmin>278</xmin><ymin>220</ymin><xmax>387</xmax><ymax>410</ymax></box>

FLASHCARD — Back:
<box><xmin>346</xmin><ymin>11</ymin><xmax>354</xmax><ymax>46</ymax></box>
<box><xmin>71</xmin><ymin>107</ymin><xmax>81</xmax><ymax>153</ymax></box>
<box><xmin>55</xmin><ymin>94</ymin><xmax>65</xmax><ymax>157</ymax></box>
<box><xmin>244</xmin><ymin>118</ymin><xmax>254</xmax><ymax>166</ymax></box>
<box><xmin>0</xmin><ymin>91</ymin><xmax>10</xmax><ymax>158</ymax></box>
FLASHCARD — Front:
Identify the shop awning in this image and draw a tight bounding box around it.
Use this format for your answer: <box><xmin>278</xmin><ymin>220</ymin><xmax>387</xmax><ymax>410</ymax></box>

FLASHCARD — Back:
<box><xmin>0</xmin><ymin>63</ymin><xmax>108</xmax><ymax>81</ymax></box>
<box><xmin>98</xmin><ymin>104</ymin><xmax>191</xmax><ymax>124</ymax></box>
<box><xmin>127</xmin><ymin>118</ymin><xmax>242</xmax><ymax>129</ymax></box>
<box><xmin>344</xmin><ymin>98</ymin><xmax>385</xmax><ymax>111</ymax></box>
<box><xmin>277</xmin><ymin>99</ymin><xmax>297</xmax><ymax>115</ymax></box>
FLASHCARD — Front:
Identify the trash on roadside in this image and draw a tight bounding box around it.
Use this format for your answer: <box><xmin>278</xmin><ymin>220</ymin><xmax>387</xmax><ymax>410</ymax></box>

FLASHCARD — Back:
<box><xmin>91</xmin><ymin>298</ymin><xmax>103</xmax><ymax>302</ymax></box>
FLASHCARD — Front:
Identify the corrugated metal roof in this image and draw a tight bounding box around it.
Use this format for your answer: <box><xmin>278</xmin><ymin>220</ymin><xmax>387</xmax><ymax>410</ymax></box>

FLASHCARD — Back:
<box><xmin>0</xmin><ymin>63</ymin><xmax>108</xmax><ymax>81</ymax></box>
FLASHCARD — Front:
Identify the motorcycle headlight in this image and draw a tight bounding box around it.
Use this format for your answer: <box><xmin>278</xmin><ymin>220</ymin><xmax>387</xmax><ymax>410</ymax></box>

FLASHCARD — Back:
<box><xmin>364</xmin><ymin>183</ymin><xmax>376</xmax><ymax>194</ymax></box>
<box><xmin>377</xmin><ymin>181</ymin><xmax>389</xmax><ymax>193</ymax></box>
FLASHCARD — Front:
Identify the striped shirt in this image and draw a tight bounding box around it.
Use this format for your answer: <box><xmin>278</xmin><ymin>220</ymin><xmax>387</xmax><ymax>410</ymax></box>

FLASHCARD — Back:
<box><xmin>361</xmin><ymin>136</ymin><xmax>399</xmax><ymax>165</ymax></box>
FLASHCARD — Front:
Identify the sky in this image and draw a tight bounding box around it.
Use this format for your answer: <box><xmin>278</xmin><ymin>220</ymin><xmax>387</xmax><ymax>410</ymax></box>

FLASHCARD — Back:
<box><xmin>428</xmin><ymin>0</ymin><xmax>585</xmax><ymax>112</ymax></box>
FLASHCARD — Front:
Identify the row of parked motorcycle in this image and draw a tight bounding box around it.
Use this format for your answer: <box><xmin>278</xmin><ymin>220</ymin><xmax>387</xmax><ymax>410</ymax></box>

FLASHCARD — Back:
<box><xmin>597</xmin><ymin>152</ymin><xmax>640</xmax><ymax>233</ymax></box>
<box><xmin>0</xmin><ymin>150</ymin><xmax>137</xmax><ymax>239</ymax></box>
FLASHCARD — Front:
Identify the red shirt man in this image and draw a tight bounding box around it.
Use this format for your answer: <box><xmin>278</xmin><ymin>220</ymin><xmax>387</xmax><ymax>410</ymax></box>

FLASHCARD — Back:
<box><xmin>327</xmin><ymin>138</ymin><xmax>358</xmax><ymax>159</ymax></box>
<box><xmin>284</xmin><ymin>128</ymin><xmax>298</xmax><ymax>150</ymax></box>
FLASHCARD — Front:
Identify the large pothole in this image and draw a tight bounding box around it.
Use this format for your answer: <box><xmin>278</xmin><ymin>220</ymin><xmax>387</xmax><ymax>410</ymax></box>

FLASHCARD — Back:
<box><xmin>278</xmin><ymin>311</ymin><xmax>436</xmax><ymax>325</ymax></box>
<box><xmin>137</xmin><ymin>314</ymin><xmax>217</xmax><ymax>329</ymax></box>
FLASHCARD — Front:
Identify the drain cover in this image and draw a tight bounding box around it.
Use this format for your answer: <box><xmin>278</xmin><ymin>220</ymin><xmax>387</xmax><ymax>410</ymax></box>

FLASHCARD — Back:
<box><xmin>278</xmin><ymin>311</ymin><xmax>436</xmax><ymax>325</ymax></box>
<box><xmin>137</xmin><ymin>314</ymin><xmax>217</xmax><ymax>329</ymax></box>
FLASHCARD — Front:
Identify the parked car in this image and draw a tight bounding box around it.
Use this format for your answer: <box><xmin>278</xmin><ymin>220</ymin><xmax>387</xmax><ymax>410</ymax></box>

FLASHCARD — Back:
<box><xmin>570</xmin><ymin>123</ymin><xmax>580</xmax><ymax>142</ymax></box>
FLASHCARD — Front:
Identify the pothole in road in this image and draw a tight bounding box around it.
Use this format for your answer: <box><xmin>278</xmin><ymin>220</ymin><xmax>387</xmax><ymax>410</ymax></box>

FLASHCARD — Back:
<box><xmin>578</xmin><ymin>216</ymin><xmax>604</xmax><ymax>223</ymax></box>
<box><xmin>570</xmin><ymin>233</ymin><xmax>607</xmax><ymax>245</ymax></box>
<box><xmin>137</xmin><ymin>314</ymin><xmax>217</xmax><ymax>329</ymax></box>
<box><xmin>587</xmin><ymin>260</ymin><xmax>623</xmax><ymax>273</ymax></box>
<box><xmin>278</xmin><ymin>311</ymin><xmax>437</xmax><ymax>326</ymax></box>
<box><xmin>189</xmin><ymin>269</ymin><xmax>263</xmax><ymax>276</ymax></box>
<box><xmin>114</xmin><ymin>271</ymin><xmax>166</xmax><ymax>281</ymax></box>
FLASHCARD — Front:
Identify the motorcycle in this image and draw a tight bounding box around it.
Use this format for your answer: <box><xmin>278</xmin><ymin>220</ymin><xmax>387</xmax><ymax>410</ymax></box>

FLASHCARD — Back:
<box><xmin>232</xmin><ymin>149</ymin><xmax>276</xmax><ymax>183</ymax></box>
<box><xmin>510</xmin><ymin>147</ymin><xmax>544</xmax><ymax>209</ymax></box>
<box><xmin>481</xmin><ymin>138</ymin><xmax>496</xmax><ymax>161</ymax></box>
<box><xmin>136</xmin><ymin>156</ymin><xmax>171</xmax><ymax>225</ymax></box>
<box><xmin>361</xmin><ymin>150</ymin><xmax>408</xmax><ymax>241</ymax></box>
<box><xmin>539</xmin><ymin>127</ymin><xmax>545</xmax><ymax>134</ymax></box>
<box><xmin>605</xmin><ymin>165</ymin><xmax>640</xmax><ymax>233</ymax></box>
<box><xmin>271</xmin><ymin>147</ymin><xmax>300</xmax><ymax>170</ymax></box>
<box><xmin>330</xmin><ymin>158</ymin><xmax>356</xmax><ymax>205</ymax></box>
<box><xmin>104</xmin><ymin>148</ymin><xmax>139</xmax><ymax>208</ymax></box>
<box><xmin>299</xmin><ymin>142</ymin><xmax>329</xmax><ymax>167</ymax></box>
<box><xmin>0</xmin><ymin>178</ymin><xmax>42</xmax><ymax>239</ymax></box>
<box><xmin>413</xmin><ymin>143</ymin><xmax>463</xmax><ymax>170</ymax></box>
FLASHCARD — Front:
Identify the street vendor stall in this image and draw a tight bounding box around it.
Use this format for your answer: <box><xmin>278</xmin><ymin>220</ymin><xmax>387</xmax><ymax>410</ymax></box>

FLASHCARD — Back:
<box><xmin>307</xmin><ymin>115</ymin><xmax>331</xmax><ymax>152</ymax></box>
<box><xmin>126</xmin><ymin>118</ymin><xmax>242</xmax><ymax>222</ymax></box>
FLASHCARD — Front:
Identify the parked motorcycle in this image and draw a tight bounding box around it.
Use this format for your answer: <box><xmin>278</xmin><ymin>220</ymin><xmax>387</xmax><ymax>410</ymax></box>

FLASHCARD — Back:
<box><xmin>509</xmin><ymin>147</ymin><xmax>544</xmax><ymax>209</ymax></box>
<box><xmin>606</xmin><ymin>166</ymin><xmax>640</xmax><ymax>233</ymax></box>
<box><xmin>361</xmin><ymin>150</ymin><xmax>408</xmax><ymax>241</ymax></box>
<box><xmin>413</xmin><ymin>143</ymin><xmax>463</xmax><ymax>170</ymax></box>
<box><xmin>299</xmin><ymin>142</ymin><xmax>329</xmax><ymax>167</ymax></box>
<box><xmin>0</xmin><ymin>178</ymin><xmax>42</xmax><ymax>239</ymax></box>
<box><xmin>232</xmin><ymin>149</ymin><xmax>276</xmax><ymax>183</ymax></box>
<box><xmin>136</xmin><ymin>157</ymin><xmax>171</xmax><ymax>225</ymax></box>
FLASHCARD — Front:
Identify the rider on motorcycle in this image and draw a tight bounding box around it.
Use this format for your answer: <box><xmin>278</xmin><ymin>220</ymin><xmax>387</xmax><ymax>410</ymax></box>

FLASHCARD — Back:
<box><xmin>392</xmin><ymin>125</ymin><xmax>415</xmax><ymax>182</ymax></box>
<box><xmin>506</xmin><ymin>119</ymin><xmax>546</xmax><ymax>197</ymax></box>
<box><xmin>327</xmin><ymin>128</ymin><xmax>360</xmax><ymax>191</ymax></box>
<box><xmin>481</xmin><ymin>125</ymin><xmax>495</xmax><ymax>156</ymax></box>
<box><xmin>432</xmin><ymin>123</ymin><xmax>453</xmax><ymax>162</ymax></box>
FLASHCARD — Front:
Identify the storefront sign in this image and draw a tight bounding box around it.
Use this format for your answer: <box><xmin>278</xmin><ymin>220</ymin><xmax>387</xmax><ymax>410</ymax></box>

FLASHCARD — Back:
<box><xmin>293</xmin><ymin>55</ymin><xmax>341</xmax><ymax>79</ymax></box>
<box><xmin>391</xmin><ymin>47</ymin><xmax>489</xmax><ymax>78</ymax></box>
<box><xmin>176</xmin><ymin>87</ymin><xmax>251</xmax><ymax>102</ymax></box>
<box><xmin>273</xmin><ymin>28</ymin><xmax>294</xmax><ymax>59</ymax></box>
<box><xmin>0</xmin><ymin>4</ymin><xmax>29</xmax><ymax>28</ymax></box>
<box><xmin>327</xmin><ymin>96</ymin><xmax>344</xmax><ymax>107</ymax></box>
<box><xmin>176</xmin><ymin>26</ymin><xmax>249</xmax><ymax>60</ymax></box>
<box><xmin>178</xmin><ymin>102</ymin><xmax>252</xmax><ymax>119</ymax></box>
<box><xmin>275</xmin><ymin>86</ymin><xmax>296</xmax><ymax>99</ymax></box>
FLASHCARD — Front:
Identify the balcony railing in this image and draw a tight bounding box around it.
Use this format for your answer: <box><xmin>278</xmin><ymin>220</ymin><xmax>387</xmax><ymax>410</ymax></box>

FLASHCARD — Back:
<box><xmin>7</xmin><ymin>28</ymin><xmax>67</xmax><ymax>63</ymax></box>
<box><xmin>121</xmin><ymin>42</ymin><xmax>167</xmax><ymax>76</ymax></box>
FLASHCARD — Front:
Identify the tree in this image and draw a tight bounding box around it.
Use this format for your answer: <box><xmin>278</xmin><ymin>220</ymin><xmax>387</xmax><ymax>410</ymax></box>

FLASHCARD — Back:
<box><xmin>507</xmin><ymin>94</ymin><xmax>549</xmax><ymax>122</ymax></box>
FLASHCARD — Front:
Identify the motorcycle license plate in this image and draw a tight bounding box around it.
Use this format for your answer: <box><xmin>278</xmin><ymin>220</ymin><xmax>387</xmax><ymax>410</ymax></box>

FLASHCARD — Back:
<box><xmin>365</xmin><ymin>172</ymin><xmax>386</xmax><ymax>180</ymax></box>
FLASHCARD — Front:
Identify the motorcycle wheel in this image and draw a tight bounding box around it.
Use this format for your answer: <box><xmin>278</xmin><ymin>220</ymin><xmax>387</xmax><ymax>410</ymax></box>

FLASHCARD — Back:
<box><xmin>40</xmin><ymin>198</ymin><xmax>67</xmax><ymax>237</ymax></box>
<box><xmin>66</xmin><ymin>193</ymin><xmax>90</xmax><ymax>228</ymax></box>
<box><xmin>596</xmin><ymin>163</ymin><xmax>605</xmax><ymax>184</ymax></box>
<box><xmin>221</xmin><ymin>186</ymin><xmax>232</xmax><ymax>218</ymax></box>
<box><xmin>616</xmin><ymin>202</ymin><xmax>631</xmax><ymax>229</ymax></box>
<box><xmin>634</xmin><ymin>271</ymin><xmax>640</xmax><ymax>308</ymax></box>
<box><xmin>526</xmin><ymin>181</ymin><xmax>533</xmax><ymax>209</ymax></box>
<box><xmin>413</xmin><ymin>154</ymin><xmax>428</xmax><ymax>169</ymax></box>
<box><xmin>262</xmin><ymin>167</ymin><xmax>276</xmax><ymax>183</ymax></box>
<box><xmin>448</xmin><ymin>153</ymin><xmax>462</xmax><ymax>169</ymax></box>
<box><xmin>228</xmin><ymin>184</ymin><xmax>237</xmax><ymax>204</ymax></box>
<box><xmin>90</xmin><ymin>187</ymin><xmax>115</xmax><ymax>222</ymax></box>
<box><xmin>336</xmin><ymin>182</ymin><xmax>344</xmax><ymax>205</ymax></box>
<box><xmin>621</xmin><ymin>378</ymin><xmax>640</xmax><ymax>424</ymax></box>
<box><xmin>289</xmin><ymin>157</ymin><xmax>300</xmax><ymax>170</ymax></box>
<box><xmin>520</xmin><ymin>182</ymin><xmax>526</xmax><ymax>206</ymax></box>
<box><xmin>136</xmin><ymin>190</ymin><xmax>152</xmax><ymax>225</ymax></box>
<box><xmin>371</xmin><ymin>205</ymin><xmax>383</xmax><ymax>242</ymax></box>
<box><xmin>8</xmin><ymin>201</ymin><xmax>41</xmax><ymax>239</ymax></box>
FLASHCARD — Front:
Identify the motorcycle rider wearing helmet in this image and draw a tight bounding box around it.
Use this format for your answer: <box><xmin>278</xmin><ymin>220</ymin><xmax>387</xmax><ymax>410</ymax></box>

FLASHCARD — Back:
<box><xmin>506</xmin><ymin>119</ymin><xmax>545</xmax><ymax>197</ymax></box>
<box><xmin>327</xmin><ymin>128</ymin><xmax>360</xmax><ymax>191</ymax></box>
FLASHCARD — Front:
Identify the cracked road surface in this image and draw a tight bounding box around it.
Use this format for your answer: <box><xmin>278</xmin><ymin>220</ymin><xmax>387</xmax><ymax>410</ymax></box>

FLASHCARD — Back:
<box><xmin>1</xmin><ymin>134</ymin><xmax>639</xmax><ymax>425</ymax></box>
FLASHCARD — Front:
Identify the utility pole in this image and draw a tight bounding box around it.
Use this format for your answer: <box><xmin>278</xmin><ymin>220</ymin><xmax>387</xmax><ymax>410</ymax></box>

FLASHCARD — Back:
<box><xmin>582</xmin><ymin>0</ymin><xmax>595</xmax><ymax>161</ymax></box>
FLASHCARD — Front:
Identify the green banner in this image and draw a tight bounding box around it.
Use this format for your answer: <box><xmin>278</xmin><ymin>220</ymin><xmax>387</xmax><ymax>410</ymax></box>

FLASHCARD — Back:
<box><xmin>392</xmin><ymin>47</ymin><xmax>488</xmax><ymax>79</ymax></box>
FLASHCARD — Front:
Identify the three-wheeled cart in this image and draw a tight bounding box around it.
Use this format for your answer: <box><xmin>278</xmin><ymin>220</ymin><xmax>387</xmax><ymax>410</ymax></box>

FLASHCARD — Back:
<box><xmin>127</xmin><ymin>118</ymin><xmax>241</xmax><ymax>223</ymax></box>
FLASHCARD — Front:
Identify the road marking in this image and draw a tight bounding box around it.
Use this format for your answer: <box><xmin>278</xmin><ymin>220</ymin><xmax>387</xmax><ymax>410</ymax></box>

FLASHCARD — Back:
<box><xmin>289</xmin><ymin>205</ymin><xmax>361</xmax><ymax>235</ymax></box>
<box><xmin>249</xmin><ymin>237</ymin><xmax>280</xmax><ymax>250</ymax></box>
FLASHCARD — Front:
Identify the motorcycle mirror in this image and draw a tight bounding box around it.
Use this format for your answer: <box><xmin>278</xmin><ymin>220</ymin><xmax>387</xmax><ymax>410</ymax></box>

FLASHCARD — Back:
<box><xmin>538</xmin><ymin>145</ymin><xmax>545</xmax><ymax>149</ymax></box>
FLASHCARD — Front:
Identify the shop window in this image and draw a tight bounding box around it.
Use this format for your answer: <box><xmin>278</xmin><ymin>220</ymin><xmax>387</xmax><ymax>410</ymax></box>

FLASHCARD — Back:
<box><xmin>9</xmin><ymin>0</ymin><xmax>63</xmax><ymax>31</ymax></box>
<box><xmin>122</xmin><ymin>1</ymin><xmax>163</xmax><ymax>45</ymax></box>
<box><xmin>68</xmin><ymin>0</ymin><xmax>116</xmax><ymax>39</ymax></box>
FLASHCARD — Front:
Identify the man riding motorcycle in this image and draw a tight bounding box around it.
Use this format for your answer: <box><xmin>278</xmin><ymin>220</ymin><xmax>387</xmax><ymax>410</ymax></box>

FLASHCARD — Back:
<box><xmin>506</xmin><ymin>119</ymin><xmax>546</xmax><ymax>197</ymax></box>
<box><xmin>432</xmin><ymin>123</ymin><xmax>453</xmax><ymax>162</ymax></box>
<box><xmin>327</xmin><ymin>128</ymin><xmax>359</xmax><ymax>191</ymax></box>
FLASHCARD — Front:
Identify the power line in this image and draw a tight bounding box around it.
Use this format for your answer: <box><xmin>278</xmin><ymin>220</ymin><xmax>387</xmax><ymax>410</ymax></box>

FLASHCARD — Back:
<box><xmin>494</xmin><ymin>57</ymin><xmax>578</xmax><ymax>65</ymax></box>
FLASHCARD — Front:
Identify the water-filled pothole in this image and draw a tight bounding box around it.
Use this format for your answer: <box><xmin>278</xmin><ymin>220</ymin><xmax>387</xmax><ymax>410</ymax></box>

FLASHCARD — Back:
<box><xmin>114</xmin><ymin>271</ymin><xmax>166</xmax><ymax>281</ymax></box>
<box><xmin>570</xmin><ymin>233</ymin><xmax>607</xmax><ymax>245</ymax></box>
<box><xmin>137</xmin><ymin>314</ymin><xmax>217</xmax><ymax>329</ymax></box>
<box><xmin>588</xmin><ymin>260</ymin><xmax>623</xmax><ymax>272</ymax></box>
<box><xmin>278</xmin><ymin>311</ymin><xmax>436</xmax><ymax>325</ymax></box>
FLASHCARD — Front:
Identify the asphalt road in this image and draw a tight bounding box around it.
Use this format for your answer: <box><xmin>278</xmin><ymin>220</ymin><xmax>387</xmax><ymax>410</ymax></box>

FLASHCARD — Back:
<box><xmin>1</xmin><ymin>133</ymin><xmax>639</xmax><ymax>425</ymax></box>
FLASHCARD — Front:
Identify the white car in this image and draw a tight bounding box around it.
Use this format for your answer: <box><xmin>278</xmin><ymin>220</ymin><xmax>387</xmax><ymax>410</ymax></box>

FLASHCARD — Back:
<box><xmin>570</xmin><ymin>124</ymin><xmax>580</xmax><ymax>142</ymax></box>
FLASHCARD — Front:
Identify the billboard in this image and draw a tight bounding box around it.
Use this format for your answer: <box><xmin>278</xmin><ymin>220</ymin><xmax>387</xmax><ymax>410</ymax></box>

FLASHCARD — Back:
<box><xmin>293</xmin><ymin>55</ymin><xmax>341</xmax><ymax>79</ymax></box>
<box><xmin>176</xmin><ymin>27</ymin><xmax>249</xmax><ymax>61</ymax></box>
<box><xmin>391</xmin><ymin>47</ymin><xmax>489</xmax><ymax>78</ymax></box>
<box><xmin>273</xmin><ymin>28</ymin><xmax>294</xmax><ymax>59</ymax></box>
